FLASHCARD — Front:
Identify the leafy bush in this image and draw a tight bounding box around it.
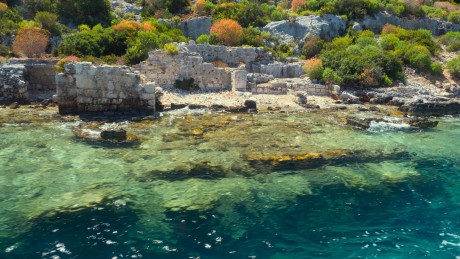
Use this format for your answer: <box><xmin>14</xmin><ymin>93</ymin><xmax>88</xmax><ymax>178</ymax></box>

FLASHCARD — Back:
<box><xmin>447</xmin><ymin>55</ymin><xmax>460</xmax><ymax>77</ymax></box>
<box><xmin>304</xmin><ymin>58</ymin><xmax>324</xmax><ymax>80</ymax></box>
<box><xmin>292</xmin><ymin>0</ymin><xmax>307</xmax><ymax>12</ymax></box>
<box><xmin>241</xmin><ymin>27</ymin><xmax>264</xmax><ymax>47</ymax></box>
<box><xmin>322</xmin><ymin>68</ymin><xmax>343</xmax><ymax>85</ymax></box>
<box><xmin>193</xmin><ymin>0</ymin><xmax>205</xmax><ymax>15</ymax></box>
<box><xmin>431</xmin><ymin>62</ymin><xmax>443</xmax><ymax>76</ymax></box>
<box><xmin>448</xmin><ymin>12</ymin><xmax>460</xmax><ymax>24</ymax></box>
<box><xmin>302</xmin><ymin>35</ymin><xmax>324</xmax><ymax>58</ymax></box>
<box><xmin>0</xmin><ymin>3</ymin><xmax>8</xmax><ymax>11</ymax></box>
<box><xmin>196</xmin><ymin>34</ymin><xmax>210</xmax><ymax>44</ymax></box>
<box><xmin>174</xmin><ymin>78</ymin><xmax>199</xmax><ymax>91</ymax></box>
<box><xmin>210</xmin><ymin>19</ymin><xmax>243</xmax><ymax>46</ymax></box>
<box><xmin>380</xmin><ymin>34</ymin><xmax>401</xmax><ymax>50</ymax></box>
<box><xmin>57</xmin><ymin>0</ymin><xmax>111</xmax><ymax>26</ymax></box>
<box><xmin>164</xmin><ymin>43</ymin><xmax>178</xmax><ymax>55</ymax></box>
<box><xmin>13</xmin><ymin>27</ymin><xmax>50</xmax><ymax>57</ymax></box>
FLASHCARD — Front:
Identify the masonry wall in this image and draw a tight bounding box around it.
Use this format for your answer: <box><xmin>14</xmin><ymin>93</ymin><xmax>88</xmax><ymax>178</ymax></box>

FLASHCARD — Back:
<box><xmin>56</xmin><ymin>62</ymin><xmax>155</xmax><ymax>114</ymax></box>
<box><xmin>138</xmin><ymin>49</ymin><xmax>247</xmax><ymax>91</ymax></box>
<box><xmin>0</xmin><ymin>59</ymin><xmax>58</xmax><ymax>103</ymax></box>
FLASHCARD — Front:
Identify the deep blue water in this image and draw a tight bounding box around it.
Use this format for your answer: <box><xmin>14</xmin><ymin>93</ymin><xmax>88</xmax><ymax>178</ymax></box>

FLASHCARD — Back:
<box><xmin>1</xmin><ymin>113</ymin><xmax>460</xmax><ymax>259</ymax></box>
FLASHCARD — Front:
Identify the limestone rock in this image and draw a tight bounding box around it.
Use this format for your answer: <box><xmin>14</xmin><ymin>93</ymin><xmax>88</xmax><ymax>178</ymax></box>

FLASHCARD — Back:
<box><xmin>180</xmin><ymin>17</ymin><xmax>212</xmax><ymax>40</ymax></box>
<box><xmin>359</xmin><ymin>12</ymin><xmax>460</xmax><ymax>36</ymax></box>
<box><xmin>9</xmin><ymin>102</ymin><xmax>19</xmax><ymax>109</ymax></box>
<box><xmin>100</xmin><ymin>129</ymin><xmax>127</xmax><ymax>141</ymax></box>
<box><xmin>262</xmin><ymin>15</ymin><xmax>346</xmax><ymax>44</ymax></box>
<box><xmin>408</xmin><ymin>118</ymin><xmax>439</xmax><ymax>128</ymax></box>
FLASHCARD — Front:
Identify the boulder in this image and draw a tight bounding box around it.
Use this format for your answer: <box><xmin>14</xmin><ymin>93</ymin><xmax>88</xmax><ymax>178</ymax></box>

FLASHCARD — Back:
<box><xmin>293</xmin><ymin>91</ymin><xmax>308</xmax><ymax>105</ymax></box>
<box><xmin>408</xmin><ymin>118</ymin><xmax>439</xmax><ymax>128</ymax></box>
<box><xmin>9</xmin><ymin>102</ymin><xmax>19</xmax><ymax>109</ymax></box>
<box><xmin>359</xmin><ymin>12</ymin><xmax>460</xmax><ymax>36</ymax></box>
<box><xmin>340</xmin><ymin>92</ymin><xmax>360</xmax><ymax>104</ymax></box>
<box><xmin>100</xmin><ymin>129</ymin><xmax>127</xmax><ymax>141</ymax></box>
<box><xmin>244</xmin><ymin>100</ymin><xmax>257</xmax><ymax>110</ymax></box>
<box><xmin>262</xmin><ymin>15</ymin><xmax>346</xmax><ymax>44</ymax></box>
<box><xmin>180</xmin><ymin>17</ymin><xmax>212</xmax><ymax>40</ymax></box>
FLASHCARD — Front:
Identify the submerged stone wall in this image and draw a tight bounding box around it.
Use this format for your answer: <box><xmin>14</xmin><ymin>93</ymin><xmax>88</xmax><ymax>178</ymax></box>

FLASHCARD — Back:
<box><xmin>250</xmin><ymin>77</ymin><xmax>339</xmax><ymax>96</ymax></box>
<box><xmin>56</xmin><ymin>62</ymin><xmax>155</xmax><ymax>114</ymax></box>
<box><xmin>0</xmin><ymin>59</ymin><xmax>57</xmax><ymax>103</ymax></box>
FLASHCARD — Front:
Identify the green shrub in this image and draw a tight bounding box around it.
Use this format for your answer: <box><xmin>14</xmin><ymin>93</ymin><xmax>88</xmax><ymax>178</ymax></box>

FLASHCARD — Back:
<box><xmin>322</xmin><ymin>68</ymin><xmax>343</xmax><ymax>85</ymax></box>
<box><xmin>304</xmin><ymin>58</ymin><xmax>324</xmax><ymax>80</ymax></box>
<box><xmin>431</xmin><ymin>62</ymin><xmax>443</xmax><ymax>76</ymax></box>
<box><xmin>174</xmin><ymin>78</ymin><xmax>199</xmax><ymax>91</ymax></box>
<box><xmin>448</xmin><ymin>12</ymin><xmax>460</xmax><ymax>24</ymax></box>
<box><xmin>196</xmin><ymin>34</ymin><xmax>210</xmax><ymax>44</ymax></box>
<box><xmin>447</xmin><ymin>55</ymin><xmax>460</xmax><ymax>77</ymax></box>
<box><xmin>241</xmin><ymin>27</ymin><xmax>264</xmax><ymax>47</ymax></box>
<box><xmin>302</xmin><ymin>35</ymin><xmax>324</xmax><ymax>58</ymax></box>
<box><xmin>447</xmin><ymin>42</ymin><xmax>460</xmax><ymax>51</ymax></box>
<box><xmin>57</xmin><ymin>0</ymin><xmax>111</xmax><ymax>26</ymax></box>
<box><xmin>380</xmin><ymin>34</ymin><xmax>401</xmax><ymax>50</ymax></box>
<box><xmin>421</xmin><ymin>5</ymin><xmax>448</xmax><ymax>20</ymax></box>
<box><xmin>163</xmin><ymin>43</ymin><xmax>178</xmax><ymax>55</ymax></box>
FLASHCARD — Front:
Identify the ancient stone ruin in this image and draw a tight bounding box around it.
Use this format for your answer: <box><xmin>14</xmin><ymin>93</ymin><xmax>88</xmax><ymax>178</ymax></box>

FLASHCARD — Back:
<box><xmin>1</xmin><ymin>43</ymin><xmax>341</xmax><ymax>114</ymax></box>
<box><xmin>56</xmin><ymin>62</ymin><xmax>155</xmax><ymax>115</ymax></box>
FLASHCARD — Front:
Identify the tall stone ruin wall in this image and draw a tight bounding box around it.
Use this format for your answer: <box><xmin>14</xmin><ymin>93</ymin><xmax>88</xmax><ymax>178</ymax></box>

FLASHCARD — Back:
<box><xmin>56</xmin><ymin>62</ymin><xmax>155</xmax><ymax>114</ymax></box>
<box><xmin>137</xmin><ymin>49</ymin><xmax>247</xmax><ymax>91</ymax></box>
<box><xmin>0</xmin><ymin>59</ymin><xmax>57</xmax><ymax>103</ymax></box>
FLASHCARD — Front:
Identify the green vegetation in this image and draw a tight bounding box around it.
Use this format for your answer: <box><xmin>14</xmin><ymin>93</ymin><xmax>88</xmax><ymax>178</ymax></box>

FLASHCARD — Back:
<box><xmin>1</xmin><ymin>0</ymin><xmax>460</xmax><ymax>84</ymax></box>
<box><xmin>447</xmin><ymin>55</ymin><xmax>460</xmax><ymax>78</ymax></box>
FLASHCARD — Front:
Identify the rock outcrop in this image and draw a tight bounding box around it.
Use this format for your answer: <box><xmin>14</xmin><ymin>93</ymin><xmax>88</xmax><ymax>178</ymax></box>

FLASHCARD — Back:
<box><xmin>180</xmin><ymin>17</ymin><xmax>212</xmax><ymax>40</ymax></box>
<box><xmin>262</xmin><ymin>15</ymin><xmax>346</xmax><ymax>43</ymax></box>
<box><xmin>358</xmin><ymin>12</ymin><xmax>460</xmax><ymax>36</ymax></box>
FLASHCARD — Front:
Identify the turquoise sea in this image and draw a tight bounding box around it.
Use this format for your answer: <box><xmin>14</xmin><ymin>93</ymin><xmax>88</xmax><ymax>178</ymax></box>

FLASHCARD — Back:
<box><xmin>0</xmin><ymin>107</ymin><xmax>459</xmax><ymax>258</ymax></box>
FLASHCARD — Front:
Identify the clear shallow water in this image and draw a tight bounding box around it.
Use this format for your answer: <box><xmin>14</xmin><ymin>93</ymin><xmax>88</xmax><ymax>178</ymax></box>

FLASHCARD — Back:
<box><xmin>0</xmin><ymin>108</ymin><xmax>459</xmax><ymax>258</ymax></box>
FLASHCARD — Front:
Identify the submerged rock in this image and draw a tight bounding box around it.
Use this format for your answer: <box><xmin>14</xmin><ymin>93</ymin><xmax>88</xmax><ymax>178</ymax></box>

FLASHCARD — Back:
<box><xmin>408</xmin><ymin>118</ymin><xmax>439</xmax><ymax>128</ymax></box>
<box><xmin>100</xmin><ymin>129</ymin><xmax>127</xmax><ymax>141</ymax></box>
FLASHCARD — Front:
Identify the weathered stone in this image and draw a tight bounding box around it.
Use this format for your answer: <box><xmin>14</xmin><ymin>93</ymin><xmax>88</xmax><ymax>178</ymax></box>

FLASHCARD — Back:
<box><xmin>9</xmin><ymin>102</ymin><xmax>19</xmax><ymax>109</ymax></box>
<box><xmin>359</xmin><ymin>12</ymin><xmax>460</xmax><ymax>36</ymax></box>
<box><xmin>262</xmin><ymin>15</ymin><xmax>346</xmax><ymax>44</ymax></box>
<box><xmin>100</xmin><ymin>129</ymin><xmax>127</xmax><ymax>141</ymax></box>
<box><xmin>408</xmin><ymin>118</ymin><xmax>439</xmax><ymax>128</ymax></box>
<box><xmin>180</xmin><ymin>17</ymin><xmax>212</xmax><ymax>40</ymax></box>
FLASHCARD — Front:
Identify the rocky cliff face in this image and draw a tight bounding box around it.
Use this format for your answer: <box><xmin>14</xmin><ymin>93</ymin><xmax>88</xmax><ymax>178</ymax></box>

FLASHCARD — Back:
<box><xmin>358</xmin><ymin>12</ymin><xmax>460</xmax><ymax>35</ymax></box>
<box><xmin>262</xmin><ymin>15</ymin><xmax>347</xmax><ymax>43</ymax></box>
<box><xmin>180</xmin><ymin>17</ymin><xmax>212</xmax><ymax>40</ymax></box>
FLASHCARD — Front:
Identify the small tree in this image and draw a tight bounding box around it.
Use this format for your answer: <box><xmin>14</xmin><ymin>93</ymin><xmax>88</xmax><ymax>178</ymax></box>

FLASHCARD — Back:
<box><xmin>210</xmin><ymin>19</ymin><xmax>243</xmax><ymax>46</ymax></box>
<box><xmin>193</xmin><ymin>0</ymin><xmax>205</xmax><ymax>15</ymax></box>
<box><xmin>291</xmin><ymin>0</ymin><xmax>306</xmax><ymax>12</ymax></box>
<box><xmin>303</xmin><ymin>58</ymin><xmax>324</xmax><ymax>80</ymax></box>
<box><xmin>13</xmin><ymin>27</ymin><xmax>50</xmax><ymax>58</ymax></box>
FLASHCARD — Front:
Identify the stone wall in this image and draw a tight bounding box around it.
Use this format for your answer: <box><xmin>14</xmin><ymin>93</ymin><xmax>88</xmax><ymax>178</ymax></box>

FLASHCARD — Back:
<box><xmin>137</xmin><ymin>46</ymin><xmax>247</xmax><ymax>91</ymax></box>
<box><xmin>250</xmin><ymin>77</ymin><xmax>339</xmax><ymax>96</ymax></box>
<box><xmin>249</xmin><ymin>61</ymin><xmax>305</xmax><ymax>78</ymax></box>
<box><xmin>0</xmin><ymin>59</ymin><xmax>57</xmax><ymax>103</ymax></box>
<box><xmin>184</xmin><ymin>44</ymin><xmax>269</xmax><ymax>66</ymax></box>
<box><xmin>56</xmin><ymin>62</ymin><xmax>155</xmax><ymax>114</ymax></box>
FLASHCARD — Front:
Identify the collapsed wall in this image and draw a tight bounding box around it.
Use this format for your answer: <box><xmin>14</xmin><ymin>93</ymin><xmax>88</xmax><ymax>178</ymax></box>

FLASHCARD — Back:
<box><xmin>56</xmin><ymin>62</ymin><xmax>155</xmax><ymax>114</ymax></box>
<box><xmin>0</xmin><ymin>59</ymin><xmax>57</xmax><ymax>103</ymax></box>
<box><xmin>137</xmin><ymin>45</ymin><xmax>248</xmax><ymax>91</ymax></box>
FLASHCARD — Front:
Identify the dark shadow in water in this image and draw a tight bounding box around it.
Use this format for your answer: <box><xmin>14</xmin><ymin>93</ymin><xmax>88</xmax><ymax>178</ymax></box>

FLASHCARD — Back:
<box><xmin>1</xmin><ymin>159</ymin><xmax>459</xmax><ymax>259</ymax></box>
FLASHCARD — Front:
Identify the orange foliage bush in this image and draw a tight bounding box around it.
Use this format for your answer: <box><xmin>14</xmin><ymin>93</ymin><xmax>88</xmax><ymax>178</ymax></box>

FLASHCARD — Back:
<box><xmin>303</xmin><ymin>58</ymin><xmax>323</xmax><ymax>80</ymax></box>
<box><xmin>210</xmin><ymin>19</ymin><xmax>243</xmax><ymax>46</ymax></box>
<box><xmin>62</xmin><ymin>56</ymin><xmax>80</xmax><ymax>62</ymax></box>
<box><xmin>193</xmin><ymin>0</ymin><xmax>205</xmax><ymax>15</ymax></box>
<box><xmin>0</xmin><ymin>2</ymin><xmax>8</xmax><ymax>11</ymax></box>
<box><xmin>381</xmin><ymin>24</ymin><xmax>398</xmax><ymax>34</ymax></box>
<box><xmin>13</xmin><ymin>27</ymin><xmax>50</xmax><ymax>58</ymax></box>
<box><xmin>113</xmin><ymin>20</ymin><xmax>142</xmax><ymax>31</ymax></box>
<box><xmin>434</xmin><ymin>1</ymin><xmax>460</xmax><ymax>12</ymax></box>
<box><xmin>141</xmin><ymin>22</ymin><xmax>157</xmax><ymax>31</ymax></box>
<box><xmin>291</xmin><ymin>0</ymin><xmax>306</xmax><ymax>12</ymax></box>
